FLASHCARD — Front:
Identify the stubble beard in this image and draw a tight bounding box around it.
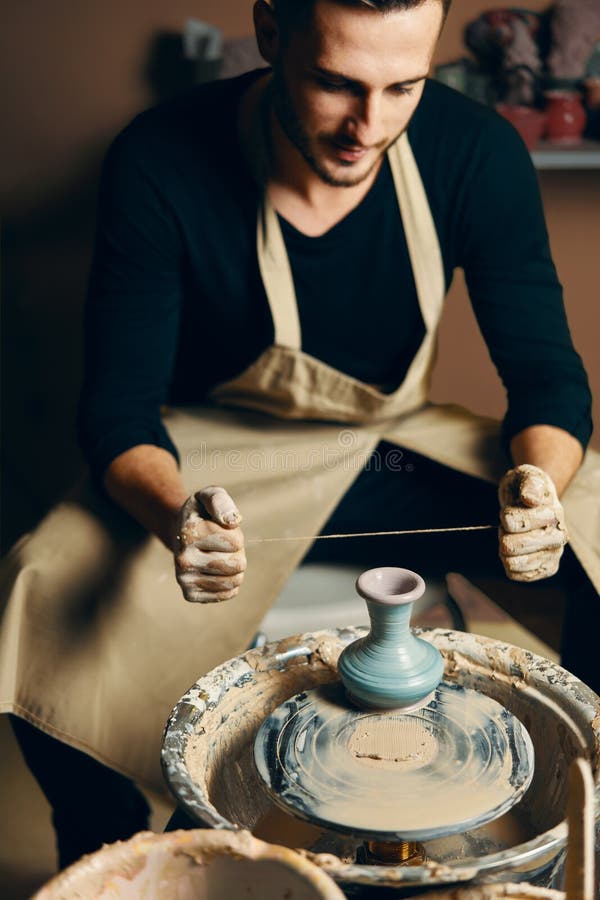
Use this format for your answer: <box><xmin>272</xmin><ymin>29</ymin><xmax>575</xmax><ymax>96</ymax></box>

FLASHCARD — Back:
<box><xmin>269</xmin><ymin>71</ymin><xmax>393</xmax><ymax>188</ymax></box>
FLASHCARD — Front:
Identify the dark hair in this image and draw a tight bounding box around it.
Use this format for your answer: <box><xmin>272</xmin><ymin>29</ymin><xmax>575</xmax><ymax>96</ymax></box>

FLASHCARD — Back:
<box><xmin>271</xmin><ymin>0</ymin><xmax>452</xmax><ymax>36</ymax></box>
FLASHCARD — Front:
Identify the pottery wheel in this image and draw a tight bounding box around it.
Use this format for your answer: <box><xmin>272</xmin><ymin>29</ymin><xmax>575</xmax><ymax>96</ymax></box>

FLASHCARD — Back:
<box><xmin>254</xmin><ymin>681</ymin><xmax>534</xmax><ymax>841</ymax></box>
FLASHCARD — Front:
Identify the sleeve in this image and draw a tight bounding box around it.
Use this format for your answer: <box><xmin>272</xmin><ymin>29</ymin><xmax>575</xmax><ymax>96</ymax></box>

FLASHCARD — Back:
<box><xmin>455</xmin><ymin>114</ymin><xmax>593</xmax><ymax>453</ymax></box>
<box><xmin>77</xmin><ymin>123</ymin><xmax>183</xmax><ymax>478</ymax></box>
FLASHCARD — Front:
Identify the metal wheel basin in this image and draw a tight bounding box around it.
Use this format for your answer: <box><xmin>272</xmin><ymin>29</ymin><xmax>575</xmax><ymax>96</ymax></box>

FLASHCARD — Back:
<box><xmin>162</xmin><ymin>628</ymin><xmax>600</xmax><ymax>894</ymax></box>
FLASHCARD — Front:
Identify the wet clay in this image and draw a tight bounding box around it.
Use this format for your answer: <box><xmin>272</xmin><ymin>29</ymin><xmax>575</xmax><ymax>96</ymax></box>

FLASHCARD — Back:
<box><xmin>424</xmin><ymin>810</ymin><xmax>533</xmax><ymax>863</ymax></box>
<box><xmin>348</xmin><ymin>717</ymin><xmax>438</xmax><ymax>770</ymax></box>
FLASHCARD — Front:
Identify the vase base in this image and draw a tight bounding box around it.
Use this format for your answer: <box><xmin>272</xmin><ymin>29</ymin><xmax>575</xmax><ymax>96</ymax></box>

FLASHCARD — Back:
<box><xmin>345</xmin><ymin>688</ymin><xmax>436</xmax><ymax>714</ymax></box>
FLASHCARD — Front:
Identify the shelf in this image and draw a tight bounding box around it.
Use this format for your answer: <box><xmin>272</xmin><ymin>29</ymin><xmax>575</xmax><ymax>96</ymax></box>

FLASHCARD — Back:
<box><xmin>531</xmin><ymin>140</ymin><xmax>600</xmax><ymax>169</ymax></box>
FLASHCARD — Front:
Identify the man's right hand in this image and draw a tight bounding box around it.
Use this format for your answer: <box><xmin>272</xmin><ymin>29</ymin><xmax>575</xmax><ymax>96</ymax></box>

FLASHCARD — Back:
<box><xmin>174</xmin><ymin>486</ymin><xmax>246</xmax><ymax>603</ymax></box>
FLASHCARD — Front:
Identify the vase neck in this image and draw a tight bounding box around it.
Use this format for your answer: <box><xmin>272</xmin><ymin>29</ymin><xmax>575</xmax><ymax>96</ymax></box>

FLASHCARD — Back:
<box><xmin>367</xmin><ymin>599</ymin><xmax>413</xmax><ymax>643</ymax></box>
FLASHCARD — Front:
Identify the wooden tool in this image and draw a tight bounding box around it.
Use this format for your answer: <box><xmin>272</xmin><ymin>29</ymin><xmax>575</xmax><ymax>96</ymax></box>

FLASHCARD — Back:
<box><xmin>565</xmin><ymin>757</ymin><xmax>595</xmax><ymax>900</ymax></box>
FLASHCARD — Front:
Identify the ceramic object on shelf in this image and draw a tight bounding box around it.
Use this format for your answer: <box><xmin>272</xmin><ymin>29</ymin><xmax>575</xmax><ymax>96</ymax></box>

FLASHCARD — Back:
<box><xmin>337</xmin><ymin>567</ymin><xmax>444</xmax><ymax>710</ymax></box>
<box><xmin>544</xmin><ymin>90</ymin><xmax>587</xmax><ymax>144</ymax></box>
<box><xmin>496</xmin><ymin>104</ymin><xmax>547</xmax><ymax>150</ymax></box>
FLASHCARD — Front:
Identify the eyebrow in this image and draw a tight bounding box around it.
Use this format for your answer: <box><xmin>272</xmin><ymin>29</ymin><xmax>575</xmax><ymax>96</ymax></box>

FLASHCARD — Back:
<box><xmin>311</xmin><ymin>65</ymin><xmax>429</xmax><ymax>89</ymax></box>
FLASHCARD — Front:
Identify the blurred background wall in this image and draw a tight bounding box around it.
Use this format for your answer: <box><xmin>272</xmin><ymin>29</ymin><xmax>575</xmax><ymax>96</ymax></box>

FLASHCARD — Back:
<box><xmin>2</xmin><ymin>0</ymin><xmax>599</xmax><ymax>551</ymax></box>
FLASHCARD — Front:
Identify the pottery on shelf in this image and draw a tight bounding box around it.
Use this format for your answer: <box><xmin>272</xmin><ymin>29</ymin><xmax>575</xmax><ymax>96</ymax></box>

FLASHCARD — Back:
<box><xmin>337</xmin><ymin>567</ymin><xmax>444</xmax><ymax>710</ymax></box>
<box><xmin>544</xmin><ymin>90</ymin><xmax>587</xmax><ymax>145</ymax></box>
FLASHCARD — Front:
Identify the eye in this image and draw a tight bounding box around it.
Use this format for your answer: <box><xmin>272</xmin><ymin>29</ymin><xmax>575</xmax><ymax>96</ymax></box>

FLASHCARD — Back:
<box><xmin>315</xmin><ymin>77</ymin><xmax>348</xmax><ymax>93</ymax></box>
<box><xmin>389</xmin><ymin>85</ymin><xmax>415</xmax><ymax>97</ymax></box>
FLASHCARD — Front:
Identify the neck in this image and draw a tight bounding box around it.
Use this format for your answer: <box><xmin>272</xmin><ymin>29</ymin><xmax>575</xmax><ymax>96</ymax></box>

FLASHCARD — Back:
<box><xmin>266</xmin><ymin>101</ymin><xmax>382</xmax><ymax>210</ymax></box>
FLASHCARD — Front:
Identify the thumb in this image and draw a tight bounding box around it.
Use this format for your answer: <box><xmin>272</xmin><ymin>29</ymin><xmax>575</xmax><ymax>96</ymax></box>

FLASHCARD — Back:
<box><xmin>509</xmin><ymin>465</ymin><xmax>554</xmax><ymax>508</ymax></box>
<box><xmin>195</xmin><ymin>486</ymin><xmax>242</xmax><ymax>527</ymax></box>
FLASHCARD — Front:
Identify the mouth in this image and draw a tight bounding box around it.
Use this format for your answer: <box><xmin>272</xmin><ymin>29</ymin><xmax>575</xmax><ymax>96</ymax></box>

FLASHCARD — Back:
<box><xmin>329</xmin><ymin>139</ymin><xmax>370</xmax><ymax>163</ymax></box>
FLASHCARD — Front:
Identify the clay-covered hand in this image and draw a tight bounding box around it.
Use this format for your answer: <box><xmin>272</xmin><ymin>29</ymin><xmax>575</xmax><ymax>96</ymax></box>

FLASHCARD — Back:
<box><xmin>175</xmin><ymin>486</ymin><xmax>246</xmax><ymax>603</ymax></box>
<box><xmin>498</xmin><ymin>464</ymin><xmax>568</xmax><ymax>582</ymax></box>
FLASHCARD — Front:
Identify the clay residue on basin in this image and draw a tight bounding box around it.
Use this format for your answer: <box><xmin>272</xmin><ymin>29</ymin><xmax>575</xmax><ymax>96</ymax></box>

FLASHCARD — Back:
<box><xmin>441</xmin><ymin>641</ymin><xmax>592</xmax><ymax>834</ymax></box>
<box><xmin>184</xmin><ymin>632</ymin><xmax>349</xmax><ymax>829</ymax></box>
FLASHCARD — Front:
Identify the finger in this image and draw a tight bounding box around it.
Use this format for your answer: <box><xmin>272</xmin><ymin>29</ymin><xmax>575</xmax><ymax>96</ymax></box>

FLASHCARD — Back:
<box><xmin>500</xmin><ymin>525</ymin><xmax>567</xmax><ymax>557</ymax></box>
<box><xmin>176</xmin><ymin>546</ymin><xmax>247</xmax><ymax>575</ymax></box>
<box><xmin>176</xmin><ymin>572</ymin><xmax>244</xmax><ymax>592</ymax></box>
<box><xmin>179</xmin><ymin>517</ymin><xmax>244</xmax><ymax>551</ymax></box>
<box><xmin>501</xmin><ymin>550</ymin><xmax>562</xmax><ymax>582</ymax></box>
<box><xmin>182</xmin><ymin>587</ymin><xmax>240</xmax><ymax>604</ymax></box>
<box><xmin>178</xmin><ymin>508</ymin><xmax>208</xmax><ymax>546</ymax></box>
<box><xmin>503</xmin><ymin>549</ymin><xmax>563</xmax><ymax>574</ymax></box>
<box><xmin>501</xmin><ymin>505</ymin><xmax>558</xmax><ymax>533</ymax></box>
<box><xmin>196</xmin><ymin>486</ymin><xmax>242</xmax><ymax>527</ymax></box>
<box><xmin>185</xmin><ymin>524</ymin><xmax>244</xmax><ymax>552</ymax></box>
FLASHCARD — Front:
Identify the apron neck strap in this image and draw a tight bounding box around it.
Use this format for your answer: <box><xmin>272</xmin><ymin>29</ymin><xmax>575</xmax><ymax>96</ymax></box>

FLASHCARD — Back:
<box><xmin>257</xmin><ymin>198</ymin><xmax>303</xmax><ymax>351</ymax></box>
<box><xmin>387</xmin><ymin>134</ymin><xmax>445</xmax><ymax>331</ymax></box>
<box><xmin>246</xmin><ymin>80</ymin><xmax>303</xmax><ymax>350</ymax></box>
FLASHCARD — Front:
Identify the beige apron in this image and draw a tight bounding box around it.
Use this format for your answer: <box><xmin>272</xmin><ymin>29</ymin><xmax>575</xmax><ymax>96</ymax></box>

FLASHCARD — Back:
<box><xmin>1</xmin><ymin>131</ymin><xmax>599</xmax><ymax>794</ymax></box>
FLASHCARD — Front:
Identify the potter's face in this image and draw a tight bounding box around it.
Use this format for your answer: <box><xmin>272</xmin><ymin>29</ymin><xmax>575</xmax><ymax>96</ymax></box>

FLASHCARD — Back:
<box><xmin>268</xmin><ymin>0</ymin><xmax>444</xmax><ymax>187</ymax></box>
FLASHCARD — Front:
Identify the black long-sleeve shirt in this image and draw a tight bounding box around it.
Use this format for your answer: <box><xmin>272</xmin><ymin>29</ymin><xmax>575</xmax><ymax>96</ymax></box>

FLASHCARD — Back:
<box><xmin>78</xmin><ymin>69</ymin><xmax>592</xmax><ymax>477</ymax></box>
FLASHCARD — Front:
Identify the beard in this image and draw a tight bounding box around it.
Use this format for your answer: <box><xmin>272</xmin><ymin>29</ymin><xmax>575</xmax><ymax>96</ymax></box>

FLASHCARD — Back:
<box><xmin>268</xmin><ymin>68</ymin><xmax>395</xmax><ymax>188</ymax></box>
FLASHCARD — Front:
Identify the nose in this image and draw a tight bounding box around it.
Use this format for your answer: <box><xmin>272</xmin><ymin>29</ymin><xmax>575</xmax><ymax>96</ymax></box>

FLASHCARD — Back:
<box><xmin>345</xmin><ymin>92</ymin><xmax>385</xmax><ymax>147</ymax></box>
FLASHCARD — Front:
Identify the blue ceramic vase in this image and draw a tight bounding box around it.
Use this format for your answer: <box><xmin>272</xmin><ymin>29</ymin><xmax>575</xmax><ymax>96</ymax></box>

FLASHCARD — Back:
<box><xmin>338</xmin><ymin>567</ymin><xmax>444</xmax><ymax>710</ymax></box>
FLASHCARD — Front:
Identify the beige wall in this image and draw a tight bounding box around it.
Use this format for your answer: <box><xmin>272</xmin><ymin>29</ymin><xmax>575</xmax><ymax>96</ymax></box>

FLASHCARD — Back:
<box><xmin>2</xmin><ymin>1</ymin><xmax>599</xmax><ymax>548</ymax></box>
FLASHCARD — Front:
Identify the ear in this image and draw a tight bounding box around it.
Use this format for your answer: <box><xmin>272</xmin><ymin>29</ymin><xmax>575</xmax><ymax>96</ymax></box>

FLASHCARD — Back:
<box><xmin>253</xmin><ymin>0</ymin><xmax>280</xmax><ymax>65</ymax></box>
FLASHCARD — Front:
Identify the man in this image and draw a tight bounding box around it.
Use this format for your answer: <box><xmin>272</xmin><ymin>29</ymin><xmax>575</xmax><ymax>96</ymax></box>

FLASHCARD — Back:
<box><xmin>3</xmin><ymin>0</ymin><xmax>598</xmax><ymax>871</ymax></box>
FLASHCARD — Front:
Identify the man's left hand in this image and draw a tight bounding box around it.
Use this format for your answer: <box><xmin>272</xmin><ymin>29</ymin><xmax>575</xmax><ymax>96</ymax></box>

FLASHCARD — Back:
<box><xmin>498</xmin><ymin>464</ymin><xmax>568</xmax><ymax>582</ymax></box>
